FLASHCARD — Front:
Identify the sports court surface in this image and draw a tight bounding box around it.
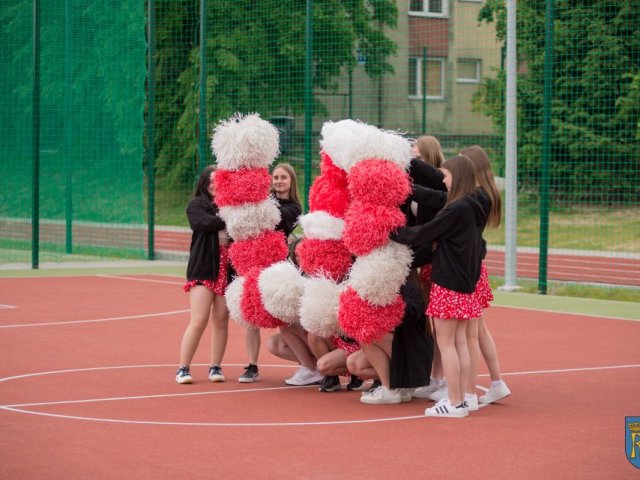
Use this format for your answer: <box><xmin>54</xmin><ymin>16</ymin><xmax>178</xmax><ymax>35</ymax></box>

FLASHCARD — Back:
<box><xmin>1</xmin><ymin>262</ymin><xmax>639</xmax><ymax>479</ymax></box>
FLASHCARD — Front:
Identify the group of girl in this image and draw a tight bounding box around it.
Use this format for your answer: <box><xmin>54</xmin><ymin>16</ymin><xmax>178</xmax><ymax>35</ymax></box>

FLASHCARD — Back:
<box><xmin>174</xmin><ymin>139</ymin><xmax>510</xmax><ymax>419</ymax></box>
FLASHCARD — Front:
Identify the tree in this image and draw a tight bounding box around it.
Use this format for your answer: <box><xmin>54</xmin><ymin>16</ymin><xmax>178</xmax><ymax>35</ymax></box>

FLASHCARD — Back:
<box><xmin>473</xmin><ymin>0</ymin><xmax>640</xmax><ymax>202</ymax></box>
<box><xmin>154</xmin><ymin>0</ymin><xmax>398</xmax><ymax>187</ymax></box>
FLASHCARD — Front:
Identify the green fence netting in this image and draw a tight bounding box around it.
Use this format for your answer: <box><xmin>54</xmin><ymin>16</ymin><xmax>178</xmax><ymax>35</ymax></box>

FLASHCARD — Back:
<box><xmin>1</xmin><ymin>0</ymin><xmax>639</xmax><ymax>288</ymax></box>
<box><xmin>0</xmin><ymin>0</ymin><xmax>146</xmax><ymax>264</ymax></box>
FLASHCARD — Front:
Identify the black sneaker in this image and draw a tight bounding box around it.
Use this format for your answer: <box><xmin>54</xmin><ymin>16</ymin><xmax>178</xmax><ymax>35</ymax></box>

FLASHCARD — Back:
<box><xmin>318</xmin><ymin>375</ymin><xmax>341</xmax><ymax>392</ymax></box>
<box><xmin>208</xmin><ymin>365</ymin><xmax>225</xmax><ymax>382</ymax></box>
<box><xmin>362</xmin><ymin>379</ymin><xmax>382</xmax><ymax>395</ymax></box>
<box><xmin>175</xmin><ymin>366</ymin><xmax>192</xmax><ymax>384</ymax></box>
<box><xmin>346</xmin><ymin>375</ymin><xmax>365</xmax><ymax>391</ymax></box>
<box><xmin>238</xmin><ymin>364</ymin><xmax>259</xmax><ymax>383</ymax></box>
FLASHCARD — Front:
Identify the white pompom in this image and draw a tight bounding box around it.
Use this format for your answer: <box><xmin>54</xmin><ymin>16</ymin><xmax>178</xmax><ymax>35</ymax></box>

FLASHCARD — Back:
<box><xmin>299</xmin><ymin>276</ymin><xmax>345</xmax><ymax>337</ymax></box>
<box><xmin>225</xmin><ymin>276</ymin><xmax>252</xmax><ymax>328</ymax></box>
<box><xmin>298</xmin><ymin>211</ymin><xmax>344</xmax><ymax>240</ymax></box>
<box><xmin>347</xmin><ymin>241</ymin><xmax>413</xmax><ymax>306</ymax></box>
<box><xmin>258</xmin><ymin>261</ymin><xmax>304</xmax><ymax>325</ymax></box>
<box><xmin>341</xmin><ymin>124</ymin><xmax>412</xmax><ymax>172</ymax></box>
<box><xmin>211</xmin><ymin>113</ymin><xmax>280</xmax><ymax>170</ymax></box>
<box><xmin>219</xmin><ymin>198</ymin><xmax>281</xmax><ymax>241</ymax></box>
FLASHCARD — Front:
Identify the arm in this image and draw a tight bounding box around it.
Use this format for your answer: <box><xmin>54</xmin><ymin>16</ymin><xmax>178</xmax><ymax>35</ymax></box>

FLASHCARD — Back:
<box><xmin>410</xmin><ymin>184</ymin><xmax>447</xmax><ymax>211</ymax></box>
<box><xmin>186</xmin><ymin>197</ymin><xmax>226</xmax><ymax>233</ymax></box>
<box><xmin>409</xmin><ymin>158</ymin><xmax>446</xmax><ymax>191</ymax></box>
<box><xmin>391</xmin><ymin>202</ymin><xmax>463</xmax><ymax>247</ymax></box>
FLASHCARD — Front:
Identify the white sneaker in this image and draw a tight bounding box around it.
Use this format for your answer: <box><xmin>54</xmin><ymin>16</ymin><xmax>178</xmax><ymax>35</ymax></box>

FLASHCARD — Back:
<box><xmin>412</xmin><ymin>379</ymin><xmax>446</xmax><ymax>399</ymax></box>
<box><xmin>425</xmin><ymin>398</ymin><xmax>468</xmax><ymax>418</ymax></box>
<box><xmin>360</xmin><ymin>386</ymin><xmax>402</xmax><ymax>405</ymax></box>
<box><xmin>479</xmin><ymin>380</ymin><xmax>511</xmax><ymax>404</ymax></box>
<box><xmin>427</xmin><ymin>385</ymin><xmax>448</xmax><ymax>402</ymax></box>
<box><xmin>399</xmin><ymin>388</ymin><xmax>414</xmax><ymax>403</ymax></box>
<box><xmin>284</xmin><ymin>366</ymin><xmax>324</xmax><ymax>386</ymax></box>
<box><xmin>465</xmin><ymin>393</ymin><xmax>479</xmax><ymax>411</ymax></box>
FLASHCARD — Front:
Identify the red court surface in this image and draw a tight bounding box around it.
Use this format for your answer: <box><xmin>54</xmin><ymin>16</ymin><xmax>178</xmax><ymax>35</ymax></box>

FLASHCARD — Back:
<box><xmin>1</xmin><ymin>274</ymin><xmax>639</xmax><ymax>479</ymax></box>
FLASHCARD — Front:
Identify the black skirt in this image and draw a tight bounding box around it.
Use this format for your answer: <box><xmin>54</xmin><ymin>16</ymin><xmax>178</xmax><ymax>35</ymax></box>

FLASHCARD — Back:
<box><xmin>390</xmin><ymin>280</ymin><xmax>434</xmax><ymax>389</ymax></box>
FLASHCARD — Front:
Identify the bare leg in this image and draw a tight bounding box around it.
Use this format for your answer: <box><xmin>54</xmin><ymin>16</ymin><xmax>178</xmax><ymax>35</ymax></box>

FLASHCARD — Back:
<box><xmin>478</xmin><ymin>314</ymin><xmax>502</xmax><ymax>381</ymax></box>
<box><xmin>209</xmin><ymin>293</ymin><xmax>229</xmax><ymax>367</ymax></box>
<box><xmin>466</xmin><ymin>317</ymin><xmax>480</xmax><ymax>394</ymax></box>
<box><xmin>278</xmin><ymin>324</ymin><xmax>317</xmax><ymax>370</ymax></box>
<box><xmin>455</xmin><ymin>319</ymin><xmax>470</xmax><ymax>401</ymax></box>
<box><xmin>307</xmin><ymin>334</ymin><xmax>333</xmax><ymax>362</ymax></box>
<box><xmin>434</xmin><ymin>318</ymin><xmax>462</xmax><ymax>405</ymax></box>
<box><xmin>266</xmin><ymin>332</ymin><xmax>298</xmax><ymax>363</ymax></box>
<box><xmin>317</xmin><ymin>348</ymin><xmax>348</xmax><ymax>376</ymax></box>
<box><xmin>245</xmin><ymin>326</ymin><xmax>261</xmax><ymax>365</ymax></box>
<box><xmin>361</xmin><ymin>333</ymin><xmax>393</xmax><ymax>387</ymax></box>
<box><xmin>430</xmin><ymin>317</ymin><xmax>444</xmax><ymax>379</ymax></box>
<box><xmin>346</xmin><ymin>350</ymin><xmax>378</xmax><ymax>380</ymax></box>
<box><xmin>179</xmin><ymin>285</ymin><xmax>214</xmax><ymax>366</ymax></box>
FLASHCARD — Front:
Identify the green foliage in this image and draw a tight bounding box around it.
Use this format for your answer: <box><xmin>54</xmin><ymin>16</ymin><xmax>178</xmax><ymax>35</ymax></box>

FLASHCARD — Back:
<box><xmin>153</xmin><ymin>0</ymin><xmax>398</xmax><ymax>188</ymax></box>
<box><xmin>474</xmin><ymin>0</ymin><xmax>640</xmax><ymax>202</ymax></box>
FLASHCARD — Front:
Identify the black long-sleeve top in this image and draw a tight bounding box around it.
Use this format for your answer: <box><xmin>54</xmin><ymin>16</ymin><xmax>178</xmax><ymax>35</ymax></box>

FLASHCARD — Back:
<box><xmin>275</xmin><ymin>197</ymin><xmax>302</xmax><ymax>238</ymax></box>
<box><xmin>185</xmin><ymin>194</ymin><xmax>227</xmax><ymax>281</ymax></box>
<box><xmin>392</xmin><ymin>191</ymin><xmax>489</xmax><ymax>293</ymax></box>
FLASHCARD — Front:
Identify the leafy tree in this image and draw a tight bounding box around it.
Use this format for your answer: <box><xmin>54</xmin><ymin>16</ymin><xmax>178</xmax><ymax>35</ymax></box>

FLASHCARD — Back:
<box><xmin>154</xmin><ymin>0</ymin><xmax>398</xmax><ymax>187</ymax></box>
<box><xmin>473</xmin><ymin>0</ymin><xmax>640</xmax><ymax>202</ymax></box>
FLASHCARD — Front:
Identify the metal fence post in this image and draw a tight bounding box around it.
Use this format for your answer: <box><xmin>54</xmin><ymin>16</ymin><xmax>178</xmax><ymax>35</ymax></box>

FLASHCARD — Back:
<box><xmin>538</xmin><ymin>0</ymin><xmax>555</xmax><ymax>294</ymax></box>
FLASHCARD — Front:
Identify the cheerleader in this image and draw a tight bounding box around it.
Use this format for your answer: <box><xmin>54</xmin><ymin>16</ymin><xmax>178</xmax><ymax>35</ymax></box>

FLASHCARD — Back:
<box><xmin>392</xmin><ymin>155</ymin><xmax>488</xmax><ymax>417</ymax></box>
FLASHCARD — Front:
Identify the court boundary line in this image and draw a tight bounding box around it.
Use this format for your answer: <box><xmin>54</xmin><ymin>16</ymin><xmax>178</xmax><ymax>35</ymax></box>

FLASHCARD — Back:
<box><xmin>0</xmin><ymin>309</ymin><xmax>189</xmax><ymax>329</ymax></box>
<box><xmin>1</xmin><ymin>363</ymin><xmax>638</xmax><ymax>427</ymax></box>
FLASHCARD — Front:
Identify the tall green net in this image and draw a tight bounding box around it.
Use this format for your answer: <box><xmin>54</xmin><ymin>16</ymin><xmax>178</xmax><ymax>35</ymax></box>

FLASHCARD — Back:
<box><xmin>0</xmin><ymin>1</ymin><xmax>147</xmax><ymax>264</ymax></box>
<box><xmin>2</xmin><ymin>0</ymin><xmax>639</xmax><ymax>288</ymax></box>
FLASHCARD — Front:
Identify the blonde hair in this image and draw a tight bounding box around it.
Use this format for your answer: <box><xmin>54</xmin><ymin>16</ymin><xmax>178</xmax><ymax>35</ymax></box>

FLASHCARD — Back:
<box><xmin>460</xmin><ymin>145</ymin><xmax>502</xmax><ymax>228</ymax></box>
<box><xmin>271</xmin><ymin>162</ymin><xmax>302</xmax><ymax>208</ymax></box>
<box><xmin>415</xmin><ymin>135</ymin><xmax>445</xmax><ymax>168</ymax></box>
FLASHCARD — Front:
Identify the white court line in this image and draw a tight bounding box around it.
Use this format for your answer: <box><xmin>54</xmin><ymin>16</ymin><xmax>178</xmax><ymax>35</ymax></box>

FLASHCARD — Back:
<box><xmin>1</xmin><ymin>362</ymin><xmax>638</xmax><ymax>427</ymax></box>
<box><xmin>0</xmin><ymin>309</ymin><xmax>189</xmax><ymax>329</ymax></box>
<box><xmin>0</xmin><ymin>304</ymin><xmax>17</xmax><ymax>309</ymax></box>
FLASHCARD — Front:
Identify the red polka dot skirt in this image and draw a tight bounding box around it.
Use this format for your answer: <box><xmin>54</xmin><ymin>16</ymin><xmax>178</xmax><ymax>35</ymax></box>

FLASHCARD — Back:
<box><xmin>183</xmin><ymin>245</ymin><xmax>230</xmax><ymax>296</ymax></box>
<box><xmin>474</xmin><ymin>262</ymin><xmax>494</xmax><ymax>309</ymax></box>
<box><xmin>427</xmin><ymin>282</ymin><xmax>482</xmax><ymax>320</ymax></box>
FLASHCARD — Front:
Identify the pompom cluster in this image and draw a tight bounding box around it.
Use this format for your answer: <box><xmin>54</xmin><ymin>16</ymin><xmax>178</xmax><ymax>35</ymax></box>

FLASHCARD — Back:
<box><xmin>211</xmin><ymin>113</ymin><xmax>287</xmax><ymax>329</ymax></box>
<box><xmin>296</xmin><ymin>126</ymin><xmax>356</xmax><ymax>337</ymax></box>
<box><xmin>336</xmin><ymin>122</ymin><xmax>414</xmax><ymax>345</ymax></box>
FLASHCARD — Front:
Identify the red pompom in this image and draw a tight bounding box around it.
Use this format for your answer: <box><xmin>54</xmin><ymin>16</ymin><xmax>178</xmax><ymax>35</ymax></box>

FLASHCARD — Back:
<box><xmin>213</xmin><ymin>168</ymin><xmax>271</xmax><ymax>207</ymax></box>
<box><xmin>308</xmin><ymin>154</ymin><xmax>350</xmax><ymax>218</ymax></box>
<box><xmin>342</xmin><ymin>202</ymin><xmax>406</xmax><ymax>256</ymax></box>
<box><xmin>338</xmin><ymin>287</ymin><xmax>405</xmax><ymax>344</ymax></box>
<box><xmin>348</xmin><ymin>159</ymin><xmax>411</xmax><ymax>207</ymax></box>
<box><xmin>240</xmin><ymin>269</ymin><xmax>284</xmax><ymax>328</ymax></box>
<box><xmin>229</xmin><ymin>230</ymin><xmax>288</xmax><ymax>276</ymax></box>
<box><xmin>295</xmin><ymin>238</ymin><xmax>353</xmax><ymax>282</ymax></box>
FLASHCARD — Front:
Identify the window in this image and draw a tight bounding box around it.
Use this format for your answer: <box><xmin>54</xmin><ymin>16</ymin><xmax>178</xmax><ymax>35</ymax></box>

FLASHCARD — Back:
<box><xmin>409</xmin><ymin>57</ymin><xmax>445</xmax><ymax>99</ymax></box>
<box><xmin>409</xmin><ymin>0</ymin><xmax>448</xmax><ymax>17</ymax></box>
<box><xmin>456</xmin><ymin>58</ymin><xmax>481</xmax><ymax>83</ymax></box>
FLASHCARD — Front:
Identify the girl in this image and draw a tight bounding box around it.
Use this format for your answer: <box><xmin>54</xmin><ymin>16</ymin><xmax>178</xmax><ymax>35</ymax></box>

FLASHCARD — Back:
<box><xmin>240</xmin><ymin>163</ymin><xmax>303</xmax><ymax>383</ymax></box>
<box><xmin>176</xmin><ymin>165</ymin><xmax>231</xmax><ymax>384</ymax></box>
<box><xmin>460</xmin><ymin>145</ymin><xmax>511</xmax><ymax>407</ymax></box>
<box><xmin>407</xmin><ymin>136</ymin><xmax>449</xmax><ymax>401</ymax></box>
<box><xmin>392</xmin><ymin>155</ymin><xmax>488</xmax><ymax>417</ymax></box>
<box><xmin>350</xmin><ymin>270</ymin><xmax>432</xmax><ymax>404</ymax></box>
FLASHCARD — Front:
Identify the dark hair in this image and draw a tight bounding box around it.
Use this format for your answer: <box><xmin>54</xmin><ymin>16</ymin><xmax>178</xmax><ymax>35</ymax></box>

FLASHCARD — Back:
<box><xmin>460</xmin><ymin>145</ymin><xmax>502</xmax><ymax>228</ymax></box>
<box><xmin>442</xmin><ymin>155</ymin><xmax>476</xmax><ymax>207</ymax></box>
<box><xmin>193</xmin><ymin>165</ymin><xmax>216</xmax><ymax>200</ymax></box>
